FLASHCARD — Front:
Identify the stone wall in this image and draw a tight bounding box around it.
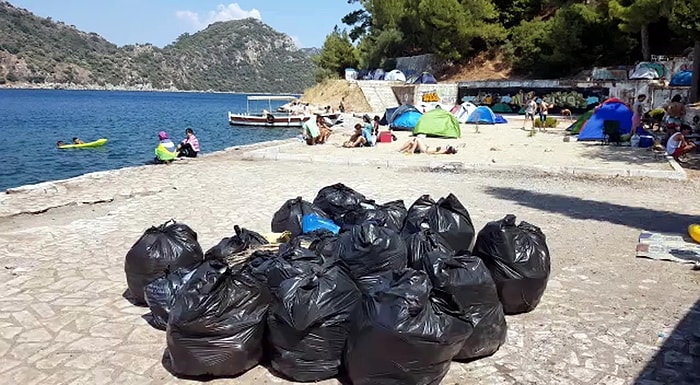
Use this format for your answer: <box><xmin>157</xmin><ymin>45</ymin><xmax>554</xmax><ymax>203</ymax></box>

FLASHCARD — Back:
<box><xmin>414</xmin><ymin>84</ymin><xmax>459</xmax><ymax>106</ymax></box>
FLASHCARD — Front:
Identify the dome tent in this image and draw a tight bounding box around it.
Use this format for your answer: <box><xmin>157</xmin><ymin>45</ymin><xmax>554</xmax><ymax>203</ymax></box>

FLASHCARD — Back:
<box><xmin>385</xmin><ymin>69</ymin><xmax>407</xmax><ymax>82</ymax></box>
<box><xmin>413</xmin><ymin>108</ymin><xmax>461</xmax><ymax>138</ymax></box>
<box><xmin>467</xmin><ymin>106</ymin><xmax>498</xmax><ymax>124</ymax></box>
<box><xmin>670</xmin><ymin>70</ymin><xmax>692</xmax><ymax>86</ymax></box>
<box><xmin>380</xmin><ymin>104</ymin><xmax>423</xmax><ymax>131</ymax></box>
<box><xmin>454</xmin><ymin>102</ymin><xmax>478</xmax><ymax>123</ymax></box>
<box><xmin>577</xmin><ymin>98</ymin><xmax>633</xmax><ymax>141</ymax></box>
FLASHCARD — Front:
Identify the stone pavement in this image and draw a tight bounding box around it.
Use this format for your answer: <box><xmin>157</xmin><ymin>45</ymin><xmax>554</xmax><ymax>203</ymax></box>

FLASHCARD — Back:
<box><xmin>243</xmin><ymin>119</ymin><xmax>686</xmax><ymax>180</ymax></box>
<box><xmin>0</xmin><ymin>152</ymin><xmax>699</xmax><ymax>384</ymax></box>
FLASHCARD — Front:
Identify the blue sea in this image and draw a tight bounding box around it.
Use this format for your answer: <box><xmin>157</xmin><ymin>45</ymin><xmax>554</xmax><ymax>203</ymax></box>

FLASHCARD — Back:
<box><xmin>0</xmin><ymin>89</ymin><xmax>301</xmax><ymax>191</ymax></box>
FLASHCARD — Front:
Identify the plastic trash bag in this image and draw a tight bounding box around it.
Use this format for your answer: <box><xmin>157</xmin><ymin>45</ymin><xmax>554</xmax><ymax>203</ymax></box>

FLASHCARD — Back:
<box><xmin>341</xmin><ymin>199</ymin><xmax>408</xmax><ymax>232</ymax></box>
<box><xmin>404</xmin><ymin>229</ymin><xmax>455</xmax><ymax>269</ymax></box>
<box><xmin>143</xmin><ymin>266</ymin><xmax>197</xmax><ymax>330</ymax></box>
<box><xmin>345</xmin><ymin>269</ymin><xmax>472</xmax><ymax>385</ymax></box>
<box><xmin>419</xmin><ymin>251</ymin><xmax>507</xmax><ymax>360</ymax></box>
<box><xmin>267</xmin><ymin>260</ymin><xmax>361</xmax><ymax>382</ymax></box>
<box><xmin>302</xmin><ymin>214</ymin><xmax>340</xmax><ymax>234</ymax></box>
<box><xmin>321</xmin><ymin>223</ymin><xmax>407</xmax><ymax>289</ymax></box>
<box><xmin>271</xmin><ymin>196</ymin><xmax>329</xmax><ymax>236</ymax></box>
<box><xmin>124</xmin><ymin>220</ymin><xmax>203</xmax><ymax>305</ymax></box>
<box><xmin>313</xmin><ymin>183</ymin><xmax>368</xmax><ymax>222</ymax></box>
<box><xmin>204</xmin><ymin>225</ymin><xmax>268</xmax><ymax>260</ymax></box>
<box><xmin>473</xmin><ymin>214</ymin><xmax>550</xmax><ymax>315</ymax></box>
<box><xmin>402</xmin><ymin>194</ymin><xmax>475</xmax><ymax>254</ymax></box>
<box><xmin>163</xmin><ymin>259</ymin><xmax>269</xmax><ymax>378</ymax></box>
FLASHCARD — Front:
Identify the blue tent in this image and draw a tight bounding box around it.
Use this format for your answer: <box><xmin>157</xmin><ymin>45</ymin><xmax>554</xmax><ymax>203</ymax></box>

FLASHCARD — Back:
<box><xmin>409</xmin><ymin>72</ymin><xmax>437</xmax><ymax>84</ymax></box>
<box><xmin>467</xmin><ymin>106</ymin><xmax>498</xmax><ymax>124</ymax></box>
<box><xmin>380</xmin><ymin>104</ymin><xmax>422</xmax><ymax>130</ymax></box>
<box><xmin>670</xmin><ymin>70</ymin><xmax>692</xmax><ymax>86</ymax></box>
<box><xmin>577</xmin><ymin>98</ymin><xmax>633</xmax><ymax>141</ymax></box>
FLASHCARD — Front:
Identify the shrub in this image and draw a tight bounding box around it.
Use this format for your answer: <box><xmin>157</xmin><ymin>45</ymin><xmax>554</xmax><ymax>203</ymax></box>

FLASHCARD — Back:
<box><xmin>534</xmin><ymin>117</ymin><xmax>559</xmax><ymax>128</ymax></box>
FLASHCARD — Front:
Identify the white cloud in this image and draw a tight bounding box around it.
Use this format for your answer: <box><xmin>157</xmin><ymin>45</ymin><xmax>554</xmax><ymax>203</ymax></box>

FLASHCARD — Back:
<box><xmin>176</xmin><ymin>3</ymin><xmax>262</xmax><ymax>30</ymax></box>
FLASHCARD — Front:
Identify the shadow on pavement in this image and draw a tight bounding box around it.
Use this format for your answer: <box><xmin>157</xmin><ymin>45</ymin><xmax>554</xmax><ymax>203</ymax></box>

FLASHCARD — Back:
<box><xmin>484</xmin><ymin>187</ymin><xmax>697</xmax><ymax>234</ymax></box>
<box><xmin>633</xmin><ymin>297</ymin><xmax>700</xmax><ymax>385</ymax></box>
<box><xmin>577</xmin><ymin>143</ymin><xmax>669</xmax><ymax>166</ymax></box>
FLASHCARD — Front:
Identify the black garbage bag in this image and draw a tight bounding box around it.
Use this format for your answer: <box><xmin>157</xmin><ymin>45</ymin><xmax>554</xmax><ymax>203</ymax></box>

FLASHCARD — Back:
<box><xmin>124</xmin><ymin>220</ymin><xmax>203</xmax><ymax>305</ymax></box>
<box><xmin>204</xmin><ymin>225</ymin><xmax>268</xmax><ymax>260</ymax></box>
<box><xmin>473</xmin><ymin>214</ymin><xmax>551</xmax><ymax>315</ymax></box>
<box><xmin>313</xmin><ymin>183</ymin><xmax>367</xmax><ymax>222</ymax></box>
<box><xmin>164</xmin><ymin>259</ymin><xmax>269</xmax><ymax>378</ymax></box>
<box><xmin>322</xmin><ymin>223</ymin><xmax>407</xmax><ymax>289</ymax></box>
<box><xmin>419</xmin><ymin>251</ymin><xmax>507</xmax><ymax>360</ymax></box>
<box><xmin>345</xmin><ymin>269</ymin><xmax>472</xmax><ymax>385</ymax></box>
<box><xmin>404</xmin><ymin>229</ymin><xmax>455</xmax><ymax>269</ymax></box>
<box><xmin>143</xmin><ymin>266</ymin><xmax>197</xmax><ymax>330</ymax></box>
<box><xmin>341</xmin><ymin>199</ymin><xmax>407</xmax><ymax>232</ymax></box>
<box><xmin>402</xmin><ymin>194</ymin><xmax>475</xmax><ymax>254</ymax></box>
<box><xmin>293</xmin><ymin>229</ymin><xmax>337</xmax><ymax>253</ymax></box>
<box><xmin>267</xmin><ymin>261</ymin><xmax>361</xmax><ymax>382</ymax></box>
<box><xmin>271</xmin><ymin>196</ymin><xmax>329</xmax><ymax>236</ymax></box>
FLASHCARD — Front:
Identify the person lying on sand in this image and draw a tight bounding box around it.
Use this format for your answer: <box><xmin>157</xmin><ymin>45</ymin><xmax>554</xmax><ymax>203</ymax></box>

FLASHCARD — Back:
<box><xmin>397</xmin><ymin>137</ymin><xmax>458</xmax><ymax>154</ymax></box>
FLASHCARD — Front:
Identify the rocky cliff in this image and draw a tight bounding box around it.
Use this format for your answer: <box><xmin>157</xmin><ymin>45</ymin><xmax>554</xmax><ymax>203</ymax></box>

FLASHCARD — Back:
<box><xmin>0</xmin><ymin>1</ymin><xmax>315</xmax><ymax>92</ymax></box>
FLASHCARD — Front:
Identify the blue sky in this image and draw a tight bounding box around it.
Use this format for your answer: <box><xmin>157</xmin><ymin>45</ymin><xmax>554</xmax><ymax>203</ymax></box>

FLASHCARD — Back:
<box><xmin>8</xmin><ymin>0</ymin><xmax>361</xmax><ymax>48</ymax></box>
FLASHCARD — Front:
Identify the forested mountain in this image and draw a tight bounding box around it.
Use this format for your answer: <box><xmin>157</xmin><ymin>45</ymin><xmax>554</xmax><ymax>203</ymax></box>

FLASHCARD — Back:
<box><xmin>0</xmin><ymin>1</ymin><xmax>315</xmax><ymax>92</ymax></box>
<box><xmin>321</xmin><ymin>0</ymin><xmax>699</xmax><ymax>79</ymax></box>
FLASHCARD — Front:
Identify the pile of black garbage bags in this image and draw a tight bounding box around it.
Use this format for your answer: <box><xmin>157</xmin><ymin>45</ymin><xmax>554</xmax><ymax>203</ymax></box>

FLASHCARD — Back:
<box><xmin>123</xmin><ymin>183</ymin><xmax>551</xmax><ymax>384</ymax></box>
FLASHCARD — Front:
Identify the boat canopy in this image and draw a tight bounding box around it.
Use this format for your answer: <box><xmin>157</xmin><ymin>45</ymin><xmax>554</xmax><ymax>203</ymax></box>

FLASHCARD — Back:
<box><xmin>247</xmin><ymin>95</ymin><xmax>298</xmax><ymax>101</ymax></box>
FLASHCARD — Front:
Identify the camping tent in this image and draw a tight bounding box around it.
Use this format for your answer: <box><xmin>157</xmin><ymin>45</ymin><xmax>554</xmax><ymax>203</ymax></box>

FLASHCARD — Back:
<box><xmin>567</xmin><ymin>109</ymin><xmax>594</xmax><ymax>134</ymax></box>
<box><xmin>492</xmin><ymin>102</ymin><xmax>514</xmax><ymax>113</ymax></box>
<box><xmin>385</xmin><ymin>69</ymin><xmax>407</xmax><ymax>82</ymax></box>
<box><xmin>413</xmin><ymin>108</ymin><xmax>461</xmax><ymax>138</ymax></box>
<box><xmin>380</xmin><ymin>104</ymin><xmax>423</xmax><ymax>130</ymax></box>
<box><xmin>372</xmin><ymin>68</ymin><xmax>386</xmax><ymax>80</ymax></box>
<box><xmin>467</xmin><ymin>106</ymin><xmax>498</xmax><ymax>124</ymax></box>
<box><xmin>454</xmin><ymin>101</ymin><xmax>478</xmax><ymax>123</ymax></box>
<box><xmin>408</xmin><ymin>72</ymin><xmax>437</xmax><ymax>84</ymax></box>
<box><xmin>577</xmin><ymin>98</ymin><xmax>633</xmax><ymax>141</ymax></box>
<box><xmin>345</xmin><ymin>68</ymin><xmax>358</xmax><ymax>81</ymax></box>
<box><xmin>628</xmin><ymin>62</ymin><xmax>665</xmax><ymax>80</ymax></box>
<box><xmin>670</xmin><ymin>70</ymin><xmax>692</xmax><ymax>86</ymax></box>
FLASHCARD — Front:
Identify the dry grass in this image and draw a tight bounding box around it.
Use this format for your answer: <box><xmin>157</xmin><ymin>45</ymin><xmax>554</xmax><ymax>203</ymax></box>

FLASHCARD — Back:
<box><xmin>439</xmin><ymin>52</ymin><xmax>516</xmax><ymax>82</ymax></box>
<box><xmin>301</xmin><ymin>79</ymin><xmax>371</xmax><ymax>112</ymax></box>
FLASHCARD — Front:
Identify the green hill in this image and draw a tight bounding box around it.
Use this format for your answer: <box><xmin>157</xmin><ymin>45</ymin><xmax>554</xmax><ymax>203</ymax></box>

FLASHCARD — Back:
<box><xmin>0</xmin><ymin>1</ymin><xmax>314</xmax><ymax>92</ymax></box>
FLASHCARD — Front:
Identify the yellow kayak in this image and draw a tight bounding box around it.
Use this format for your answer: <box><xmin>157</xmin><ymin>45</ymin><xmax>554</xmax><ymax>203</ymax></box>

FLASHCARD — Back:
<box><xmin>58</xmin><ymin>138</ymin><xmax>108</xmax><ymax>149</ymax></box>
<box><xmin>689</xmin><ymin>224</ymin><xmax>700</xmax><ymax>243</ymax></box>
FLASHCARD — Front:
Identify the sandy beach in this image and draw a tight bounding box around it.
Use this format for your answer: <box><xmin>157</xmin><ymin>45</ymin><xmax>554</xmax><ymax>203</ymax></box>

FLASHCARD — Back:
<box><xmin>0</xmin><ymin>122</ymin><xmax>699</xmax><ymax>384</ymax></box>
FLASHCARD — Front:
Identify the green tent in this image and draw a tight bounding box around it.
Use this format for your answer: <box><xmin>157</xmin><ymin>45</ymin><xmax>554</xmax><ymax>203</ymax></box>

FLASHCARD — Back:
<box><xmin>492</xmin><ymin>102</ymin><xmax>514</xmax><ymax>113</ymax></box>
<box><xmin>568</xmin><ymin>109</ymin><xmax>594</xmax><ymax>134</ymax></box>
<box><xmin>413</xmin><ymin>108</ymin><xmax>461</xmax><ymax>138</ymax></box>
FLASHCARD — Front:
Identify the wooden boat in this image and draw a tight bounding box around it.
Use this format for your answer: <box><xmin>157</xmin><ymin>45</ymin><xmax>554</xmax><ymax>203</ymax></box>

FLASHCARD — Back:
<box><xmin>228</xmin><ymin>95</ymin><xmax>310</xmax><ymax>128</ymax></box>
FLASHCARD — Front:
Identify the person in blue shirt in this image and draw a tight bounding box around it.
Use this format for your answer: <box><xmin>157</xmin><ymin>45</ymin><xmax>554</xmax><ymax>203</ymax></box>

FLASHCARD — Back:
<box><xmin>344</xmin><ymin>123</ymin><xmax>374</xmax><ymax>147</ymax></box>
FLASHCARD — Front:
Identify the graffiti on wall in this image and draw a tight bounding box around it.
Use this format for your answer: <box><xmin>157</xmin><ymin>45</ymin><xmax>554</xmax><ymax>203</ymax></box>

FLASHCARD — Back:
<box><xmin>457</xmin><ymin>87</ymin><xmax>610</xmax><ymax>114</ymax></box>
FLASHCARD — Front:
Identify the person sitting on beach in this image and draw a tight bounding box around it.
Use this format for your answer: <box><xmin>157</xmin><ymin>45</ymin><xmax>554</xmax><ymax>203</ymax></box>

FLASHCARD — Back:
<box><xmin>177</xmin><ymin>128</ymin><xmax>200</xmax><ymax>158</ymax></box>
<box><xmin>343</xmin><ymin>123</ymin><xmax>373</xmax><ymax>148</ymax></box>
<box><xmin>666</xmin><ymin>124</ymin><xmax>696</xmax><ymax>162</ymax></box>
<box><xmin>361</xmin><ymin>115</ymin><xmax>377</xmax><ymax>145</ymax></box>
<box><xmin>155</xmin><ymin>131</ymin><xmax>178</xmax><ymax>163</ymax></box>
<box><xmin>316</xmin><ymin>115</ymin><xmax>332</xmax><ymax>144</ymax></box>
<box><xmin>398</xmin><ymin>137</ymin><xmax>458</xmax><ymax>154</ymax></box>
<box><xmin>72</xmin><ymin>137</ymin><xmax>84</xmax><ymax>144</ymax></box>
<box><xmin>372</xmin><ymin>115</ymin><xmax>381</xmax><ymax>136</ymax></box>
<box><xmin>665</xmin><ymin>94</ymin><xmax>686</xmax><ymax>128</ymax></box>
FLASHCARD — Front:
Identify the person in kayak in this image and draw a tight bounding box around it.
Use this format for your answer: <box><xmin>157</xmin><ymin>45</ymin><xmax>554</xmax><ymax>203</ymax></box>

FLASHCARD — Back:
<box><xmin>72</xmin><ymin>137</ymin><xmax>84</xmax><ymax>144</ymax></box>
<box><xmin>155</xmin><ymin>131</ymin><xmax>177</xmax><ymax>163</ymax></box>
<box><xmin>177</xmin><ymin>128</ymin><xmax>200</xmax><ymax>158</ymax></box>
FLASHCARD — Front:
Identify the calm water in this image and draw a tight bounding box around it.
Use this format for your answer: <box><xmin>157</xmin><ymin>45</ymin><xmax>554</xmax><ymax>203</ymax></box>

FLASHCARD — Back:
<box><xmin>0</xmin><ymin>89</ymin><xmax>300</xmax><ymax>191</ymax></box>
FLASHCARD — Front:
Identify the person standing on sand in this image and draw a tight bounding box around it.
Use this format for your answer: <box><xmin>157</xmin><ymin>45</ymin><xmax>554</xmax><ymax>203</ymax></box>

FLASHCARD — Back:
<box><xmin>631</xmin><ymin>94</ymin><xmax>646</xmax><ymax>135</ymax></box>
<box><xmin>523</xmin><ymin>98</ymin><xmax>537</xmax><ymax>130</ymax></box>
<box><xmin>339</xmin><ymin>97</ymin><xmax>346</xmax><ymax>114</ymax></box>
